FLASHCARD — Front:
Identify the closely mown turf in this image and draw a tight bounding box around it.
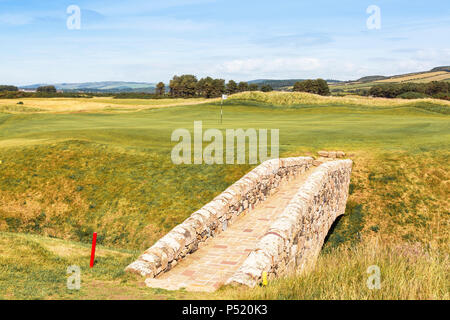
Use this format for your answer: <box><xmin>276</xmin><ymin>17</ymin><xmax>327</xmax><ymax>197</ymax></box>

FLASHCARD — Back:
<box><xmin>0</xmin><ymin>94</ymin><xmax>448</xmax><ymax>299</ymax></box>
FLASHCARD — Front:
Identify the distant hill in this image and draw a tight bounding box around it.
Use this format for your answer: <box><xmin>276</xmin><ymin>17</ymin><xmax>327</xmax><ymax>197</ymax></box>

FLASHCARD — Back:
<box><xmin>430</xmin><ymin>66</ymin><xmax>450</xmax><ymax>72</ymax></box>
<box><xmin>375</xmin><ymin>70</ymin><xmax>450</xmax><ymax>83</ymax></box>
<box><xmin>247</xmin><ymin>67</ymin><xmax>450</xmax><ymax>89</ymax></box>
<box><xmin>20</xmin><ymin>81</ymin><xmax>157</xmax><ymax>93</ymax></box>
<box><xmin>351</xmin><ymin>66</ymin><xmax>450</xmax><ymax>84</ymax></box>
<box><xmin>356</xmin><ymin>75</ymin><xmax>388</xmax><ymax>82</ymax></box>
<box><xmin>329</xmin><ymin>66</ymin><xmax>450</xmax><ymax>94</ymax></box>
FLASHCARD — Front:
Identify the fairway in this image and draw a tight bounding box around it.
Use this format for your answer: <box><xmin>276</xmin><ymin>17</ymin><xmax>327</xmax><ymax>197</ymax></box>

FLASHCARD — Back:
<box><xmin>0</xmin><ymin>96</ymin><xmax>448</xmax><ymax>299</ymax></box>
<box><xmin>1</xmin><ymin>99</ymin><xmax>448</xmax><ymax>151</ymax></box>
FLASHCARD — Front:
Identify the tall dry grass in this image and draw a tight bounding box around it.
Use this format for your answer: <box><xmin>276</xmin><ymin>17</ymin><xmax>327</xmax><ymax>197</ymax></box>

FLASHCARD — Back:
<box><xmin>0</xmin><ymin>97</ymin><xmax>213</xmax><ymax>113</ymax></box>
<box><xmin>218</xmin><ymin>238</ymin><xmax>449</xmax><ymax>300</ymax></box>
<box><xmin>229</xmin><ymin>91</ymin><xmax>450</xmax><ymax>108</ymax></box>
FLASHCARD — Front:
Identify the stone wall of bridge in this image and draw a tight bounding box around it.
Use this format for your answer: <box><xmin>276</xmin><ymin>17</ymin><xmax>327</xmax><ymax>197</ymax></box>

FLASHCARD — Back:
<box><xmin>126</xmin><ymin>157</ymin><xmax>315</xmax><ymax>278</ymax></box>
<box><xmin>226</xmin><ymin>159</ymin><xmax>353</xmax><ymax>287</ymax></box>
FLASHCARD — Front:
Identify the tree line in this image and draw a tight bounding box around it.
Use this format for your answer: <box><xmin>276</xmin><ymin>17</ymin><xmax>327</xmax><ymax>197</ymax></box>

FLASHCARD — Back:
<box><xmin>0</xmin><ymin>85</ymin><xmax>18</xmax><ymax>92</ymax></box>
<box><xmin>292</xmin><ymin>79</ymin><xmax>330</xmax><ymax>96</ymax></box>
<box><xmin>160</xmin><ymin>75</ymin><xmax>271</xmax><ymax>98</ymax></box>
<box><xmin>0</xmin><ymin>85</ymin><xmax>58</xmax><ymax>93</ymax></box>
<box><xmin>369</xmin><ymin>81</ymin><xmax>449</xmax><ymax>100</ymax></box>
<box><xmin>36</xmin><ymin>85</ymin><xmax>57</xmax><ymax>93</ymax></box>
<box><xmin>2</xmin><ymin>78</ymin><xmax>447</xmax><ymax>101</ymax></box>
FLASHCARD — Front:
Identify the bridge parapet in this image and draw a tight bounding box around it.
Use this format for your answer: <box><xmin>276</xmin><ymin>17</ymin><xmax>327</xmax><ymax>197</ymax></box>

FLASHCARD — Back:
<box><xmin>126</xmin><ymin>157</ymin><xmax>315</xmax><ymax>278</ymax></box>
<box><xmin>226</xmin><ymin>159</ymin><xmax>353</xmax><ymax>287</ymax></box>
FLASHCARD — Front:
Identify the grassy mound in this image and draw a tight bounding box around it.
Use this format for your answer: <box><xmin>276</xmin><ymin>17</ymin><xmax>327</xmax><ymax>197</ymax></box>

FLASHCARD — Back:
<box><xmin>0</xmin><ymin>141</ymin><xmax>249</xmax><ymax>250</ymax></box>
<box><xmin>229</xmin><ymin>91</ymin><xmax>450</xmax><ymax>109</ymax></box>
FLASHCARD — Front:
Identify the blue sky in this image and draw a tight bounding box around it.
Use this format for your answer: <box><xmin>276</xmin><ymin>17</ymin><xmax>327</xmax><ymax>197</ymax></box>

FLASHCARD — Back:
<box><xmin>0</xmin><ymin>0</ymin><xmax>449</xmax><ymax>85</ymax></box>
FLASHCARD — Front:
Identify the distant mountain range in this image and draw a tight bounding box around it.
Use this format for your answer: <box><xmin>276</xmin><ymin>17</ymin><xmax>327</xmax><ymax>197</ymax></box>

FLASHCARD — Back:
<box><xmin>19</xmin><ymin>81</ymin><xmax>157</xmax><ymax>93</ymax></box>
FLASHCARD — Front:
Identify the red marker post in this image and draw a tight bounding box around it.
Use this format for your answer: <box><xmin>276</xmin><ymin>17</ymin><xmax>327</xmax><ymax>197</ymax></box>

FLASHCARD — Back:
<box><xmin>90</xmin><ymin>232</ymin><xmax>97</xmax><ymax>268</ymax></box>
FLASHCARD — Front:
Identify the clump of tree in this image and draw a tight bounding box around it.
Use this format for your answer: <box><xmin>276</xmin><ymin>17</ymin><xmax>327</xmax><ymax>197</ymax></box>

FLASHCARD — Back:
<box><xmin>332</xmin><ymin>88</ymin><xmax>370</xmax><ymax>96</ymax></box>
<box><xmin>156</xmin><ymin>82</ymin><xmax>165</xmax><ymax>95</ymax></box>
<box><xmin>423</xmin><ymin>81</ymin><xmax>449</xmax><ymax>97</ymax></box>
<box><xmin>0</xmin><ymin>91</ymin><xmax>30</xmax><ymax>99</ymax></box>
<box><xmin>396</xmin><ymin>92</ymin><xmax>429</xmax><ymax>99</ymax></box>
<box><xmin>0</xmin><ymin>91</ymin><xmax>91</xmax><ymax>99</ymax></box>
<box><xmin>37</xmin><ymin>85</ymin><xmax>57</xmax><ymax>93</ymax></box>
<box><xmin>0</xmin><ymin>85</ymin><xmax>18</xmax><ymax>92</ymax></box>
<box><xmin>238</xmin><ymin>81</ymin><xmax>249</xmax><ymax>92</ymax></box>
<box><xmin>260</xmin><ymin>84</ymin><xmax>273</xmax><ymax>92</ymax></box>
<box><xmin>369</xmin><ymin>81</ymin><xmax>449</xmax><ymax>100</ymax></box>
<box><xmin>169</xmin><ymin>75</ymin><xmax>198</xmax><ymax>97</ymax></box>
<box><xmin>226</xmin><ymin>80</ymin><xmax>238</xmax><ymax>94</ymax></box>
<box><xmin>293</xmin><ymin>79</ymin><xmax>330</xmax><ymax>96</ymax></box>
<box><xmin>196</xmin><ymin>77</ymin><xmax>225</xmax><ymax>98</ymax></box>
<box><xmin>168</xmin><ymin>75</ymin><xmax>252</xmax><ymax>98</ymax></box>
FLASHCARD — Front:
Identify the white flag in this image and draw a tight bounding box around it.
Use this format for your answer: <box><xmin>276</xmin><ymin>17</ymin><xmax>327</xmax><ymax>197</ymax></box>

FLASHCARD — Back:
<box><xmin>222</xmin><ymin>94</ymin><xmax>228</xmax><ymax>100</ymax></box>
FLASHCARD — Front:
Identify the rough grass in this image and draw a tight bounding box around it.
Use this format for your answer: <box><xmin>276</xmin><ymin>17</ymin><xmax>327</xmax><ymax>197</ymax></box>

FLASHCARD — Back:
<box><xmin>0</xmin><ymin>232</ymin><xmax>204</xmax><ymax>300</ymax></box>
<box><xmin>218</xmin><ymin>239</ymin><xmax>449</xmax><ymax>300</ymax></box>
<box><xmin>0</xmin><ymin>141</ymin><xmax>249</xmax><ymax>250</ymax></box>
<box><xmin>0</xmin><ymin>105</ymin><xmax>44</xmax><ymax>113</ymax></box>
<box><xmin>0</xmin><ymin>95</ymin><xmax>448</xmax><ymax>299</ymax></box>
<box><xmin>0</xmin><ymin>97</ymin><xmax>214</xmax><ymax>113</ymax></box>
<box><xmin>229</xmin><ymin>91</ymin><xmax>450</xmax><ymax>108</ymax></box>
<box><xmin>322</xmin><ymin>151</ymin><xmax>449</xmax><ymax>251</ymax></box>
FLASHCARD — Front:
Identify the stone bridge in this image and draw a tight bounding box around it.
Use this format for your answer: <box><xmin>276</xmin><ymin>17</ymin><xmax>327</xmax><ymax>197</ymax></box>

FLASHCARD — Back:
<box><xmin>126</xmin><ymin>153</ymin><xmax>352</xmax><ymax>292</ymax></box>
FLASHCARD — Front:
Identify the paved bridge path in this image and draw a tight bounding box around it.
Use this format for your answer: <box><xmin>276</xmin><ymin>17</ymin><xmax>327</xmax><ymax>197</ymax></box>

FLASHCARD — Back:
<box><xmin>145</xmin><ymin>166</ymin><xmax>317</xmax><ymax>292</ymax></box>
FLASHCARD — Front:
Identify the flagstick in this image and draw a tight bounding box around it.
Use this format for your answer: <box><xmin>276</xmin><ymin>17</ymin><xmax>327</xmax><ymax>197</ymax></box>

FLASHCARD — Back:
<box><xmin>220</xmin><ymin>94</ymin><xmax>227</xmax><ymax>124</ymax></box>
<box><xmin>220</xmin><ymin>98</ymin><xmax>223</xmax><ymax>124</ymax></box>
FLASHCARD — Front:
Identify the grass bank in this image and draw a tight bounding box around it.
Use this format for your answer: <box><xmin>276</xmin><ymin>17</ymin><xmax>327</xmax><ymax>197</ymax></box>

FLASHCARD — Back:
<box><xmin>229</xmin><ymin>91</ymin><xmax>450</xmax><ymax>111</ymax></box>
